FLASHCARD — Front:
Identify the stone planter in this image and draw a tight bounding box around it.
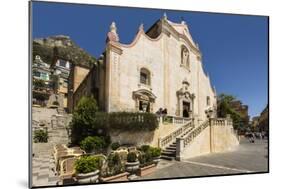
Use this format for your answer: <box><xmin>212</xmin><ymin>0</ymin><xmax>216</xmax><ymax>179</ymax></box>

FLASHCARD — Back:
<box><xmin>76</xmin><ymin>170</ymin><xmax>100</xmax><ymax>184</ymax></box>
<box><xmin>100</xmin><ymin>172</ymin><xmax>129</xmax><ymax>183</ymax></box>
<box><xmin>152</xmin><ymin>156</ymin><xmax>161</xmax><ymax>165</ymax></box>
<box><xmin>125</xmin><ymin>161</ymin><xmax>140</xmax><ymax>173</ymax></box>
<box><xmin>137</xmin><ymin>164</ymin><xmax>156</xmax><ymax>177</ymax></box>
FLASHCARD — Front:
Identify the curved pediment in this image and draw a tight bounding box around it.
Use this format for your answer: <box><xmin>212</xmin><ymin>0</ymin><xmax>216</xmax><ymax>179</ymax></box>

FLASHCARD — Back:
<box><xmin>133</xmin><ymin>89</ymin><xmax>157</xmax><ymax>102</ymax></box>
<box><xmin>117</xmin><ymin>27</ymin><xmax>164</xmax><ymax>49</ymax></box>
<box><xmin>115</xmin><ymin>19</ymin><xmax>200</xmax><ymax>55</ymax></box>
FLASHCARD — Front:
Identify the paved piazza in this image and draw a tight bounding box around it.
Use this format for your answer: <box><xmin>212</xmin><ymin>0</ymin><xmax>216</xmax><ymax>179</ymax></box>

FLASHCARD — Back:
<box><xmin>137</xmin><ymin>138</ymin><xmax>268</xmax><ymax>180</ymax></box>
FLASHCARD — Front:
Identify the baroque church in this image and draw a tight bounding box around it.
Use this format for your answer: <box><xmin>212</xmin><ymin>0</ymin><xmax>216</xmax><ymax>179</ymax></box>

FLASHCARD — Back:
<box><xmin>68</xmin><ymin>14</ymin><xmax>217</xmax><ymax>122</ymax></box>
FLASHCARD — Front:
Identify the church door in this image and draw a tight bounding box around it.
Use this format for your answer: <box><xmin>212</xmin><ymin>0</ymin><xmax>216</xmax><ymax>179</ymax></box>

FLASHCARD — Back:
<box><xmin>182</xmin><ymin>101</ymin><xmax>190</xmax><ymax>117</ymax></box>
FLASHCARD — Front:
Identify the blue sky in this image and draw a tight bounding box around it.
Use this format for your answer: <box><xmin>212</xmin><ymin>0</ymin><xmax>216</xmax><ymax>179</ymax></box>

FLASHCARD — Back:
<box><xmin>32</xmin><ymin>2</ymin><xmax>268</xmax><ymax>118</ymax></box>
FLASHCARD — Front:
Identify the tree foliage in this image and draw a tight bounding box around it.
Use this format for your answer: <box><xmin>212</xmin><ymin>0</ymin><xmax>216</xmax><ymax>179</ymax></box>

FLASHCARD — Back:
<box><xmin>217</xmin><ymin>93</ymin><xmax>243</xmax><ymax>130</ymax></box>
<box><xmin>80</xmin><ymin>136</ymin><xmax>107</xmax><ymax>153</ymax></box>
<box><xmin>33</xmin><ymin>80</ymin><xmax>46</xmax><ymax>90</ymax></box>
<box><xmin>70</xmin><ymin>96</ymin><xmax>99</xmax><ymax>145</ymax></box>
<box><xmin>33</xmin><ymin>91</ymin><xmax>49</xmax><ymax>102</ymax></box>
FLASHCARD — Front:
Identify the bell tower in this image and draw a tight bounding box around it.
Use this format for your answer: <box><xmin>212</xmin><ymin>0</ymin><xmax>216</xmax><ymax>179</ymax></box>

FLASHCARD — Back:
<box><xmin>105</xmin><ymin>22</ymin><xmax>123</xmax><ymax>112</ymax></box>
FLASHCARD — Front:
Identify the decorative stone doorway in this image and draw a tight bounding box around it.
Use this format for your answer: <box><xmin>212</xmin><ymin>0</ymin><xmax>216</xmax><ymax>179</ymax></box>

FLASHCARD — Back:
<box><xmin>133</xmin><ymin>89</ymin><xmax>156</xmax><ymax>113</ymax></box>
<box><xmin>176</xmin><ymin>79</ymin><xmax>195</xmax><ymax>117</ymax></box>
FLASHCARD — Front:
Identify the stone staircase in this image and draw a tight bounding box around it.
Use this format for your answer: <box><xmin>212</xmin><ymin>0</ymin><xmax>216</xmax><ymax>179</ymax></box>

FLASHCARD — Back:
<box><xmin>161</xmin><ymin>142</ymin><xmax>177</xmax><ymax>160</ymax></box>
<box><xmin>159</xmin><ymin>120</ymin><xmax>195</xmax><ymax>160</ymax></box>
<box><xmin>159</xmin><ymin>118</ymin><xmax>234</xmax><ymax>161</ymax></box>
<box><xmin>32</xmin><ymin>107</ymin><xmax>71</xmax><ymax>187</ymax></box>
<box><xmin>32</xmin><ymin>143</ymin><xmax>60</xmax><ymax>187</ymax></box>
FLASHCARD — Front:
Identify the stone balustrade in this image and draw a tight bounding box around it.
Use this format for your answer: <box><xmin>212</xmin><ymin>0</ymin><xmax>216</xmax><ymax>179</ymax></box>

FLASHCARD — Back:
<box><xmin>176</xmin><ymin>117</ymin><xmax>234</xmax><ymax>161</ymax></box>
<box><xmin>158</xmin><ymin>119</ymin><xmax>193</xmax><ymax>148</ymax></box>
<box><xmin>158</xmin><ymin>115</ymin><xmax>191</xmax><ymax>125</ymax></box>
<box><xmin>183</xmin><ymin>120</ymin><xmax>209</xmax><ymax>148</ymax></box>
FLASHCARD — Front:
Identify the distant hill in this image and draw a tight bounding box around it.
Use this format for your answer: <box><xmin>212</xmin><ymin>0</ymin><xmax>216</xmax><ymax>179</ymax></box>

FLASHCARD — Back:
<box><xmin>32</xmin><ymin>35</ymin><xmax>96</xmax><ymax>68</ymax></box>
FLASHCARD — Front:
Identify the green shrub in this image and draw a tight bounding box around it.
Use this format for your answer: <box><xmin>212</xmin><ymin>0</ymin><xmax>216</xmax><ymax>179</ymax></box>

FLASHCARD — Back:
<box><xmin>70</xmin><ymin>96</ymin><xmax>99</xmax><ymax>145</ymax></box>
<box><xmin>80</xmin><ymin>136</ymin><xmax>106</xmax><ymax>153</ymax></box>
<box><xmin>33</xmin><ymin>130</ymin><xmax>48</xmax><ymax>143</ymax></box>
<box><xmin>140</xmin><ymin>145</ymin><xmax>150</xmax><ymax>152</ymax></box>
<box><xmin>127</xmin><ymin>152</ymin><xmax>137</xmax><ymax>162</ymax></box>
<box><xmin>138</xmin><ymin>151</ymin><xmax>153</xmax><ymax>167</ymax></box>
<box><xmin>33</xmin><ymin>79</ymin><xmax>46</xmax><ymax>90</ymax></box>
<box><xmin>94</xmin><ymin>112</ymin><xmax>159</xmax><ymax>131</ymax></box>
<box><xmin>150</xmin><ymin>147</ymin><xmax>161</xmax><ymax>157</ymax></box>
<box><xmin>33</xmin><ymin>91</ymin><xmax>49</xmax><ymax>102</ymax></box>
<box><xmin>111</xmin><ymin>142</ymin><xmax>120</xmax><ymax>151</ymax></box>
<box><xmin>105</xmin><ymin>153</ymin><xmax>124</xmax><ymax>176</ymax></box>
<box><xmin>75</xmin><ymin>156</ymin><xmax>101</xmax><ymax>174</ymax></box>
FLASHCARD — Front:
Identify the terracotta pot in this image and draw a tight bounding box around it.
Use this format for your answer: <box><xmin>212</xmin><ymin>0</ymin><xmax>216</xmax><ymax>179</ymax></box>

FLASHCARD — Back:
<box><xmin>76</xmin><ymin>170</ymin><xmax>99</xmax><ymax>184</ymax></box>
<box><xmin>125</xmin><ymin>161</ymin><xmax>140</xmax><ymax>173</ymax></box>
<box><xmin>100</xmin><ymin>172</ymin><xmax>129</xmax><ymax>182</ymax></box>
<box><xmin>137</xmin><ymin>164</ymin><xmax>156</xmax><ymax>177</ymax></box>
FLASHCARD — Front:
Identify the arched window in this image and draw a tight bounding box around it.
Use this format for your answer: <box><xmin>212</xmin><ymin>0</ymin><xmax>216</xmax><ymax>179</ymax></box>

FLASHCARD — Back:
<box><xmin>181</xmin><ymin>45</ymin><xmax>190</xmax><ymax>69</ymax></box>
<box><xmin>140</xmin><ymin>68</ymin><xmax>151</xmax><ymax>86</ymax></box>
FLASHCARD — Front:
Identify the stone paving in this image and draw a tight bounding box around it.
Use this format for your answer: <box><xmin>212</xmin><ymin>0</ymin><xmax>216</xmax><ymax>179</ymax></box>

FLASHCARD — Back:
<box><xmin>32</xmin><ymin>143</ymin><xmax>59</xmax><ymax>187</ymax></box>
<box><xmin>136</xmin><ymin>138</ymin><xmax>268</xmax><ymax>180</ymax></box>
<box><xmin>32</xmin><ymin>107</ymin><xmax>69</xmax><ymax>187</ymax></box>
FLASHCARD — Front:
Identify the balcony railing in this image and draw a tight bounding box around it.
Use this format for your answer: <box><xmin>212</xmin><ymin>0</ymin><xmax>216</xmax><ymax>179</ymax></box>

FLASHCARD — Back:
<box><xmin>158</xmin><ymin>115</ymin><xmax>191</xmax><ymax>125</ymax></box>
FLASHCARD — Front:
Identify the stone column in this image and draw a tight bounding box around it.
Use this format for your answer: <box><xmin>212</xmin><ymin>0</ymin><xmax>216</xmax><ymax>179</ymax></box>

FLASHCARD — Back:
<box><xmin>209</xmin><ymin>118</ymin><xmax>213</xmax><ymax>153</ymax></box>
<box><xmin>176</xmin><ymin>137</ymin><xmax>184</xmax><ymax>161</ymax></box>
<box><xmin>158</xmin><ymin>137</ymin><xmax>162</xmax><ymax>148</ymax></box>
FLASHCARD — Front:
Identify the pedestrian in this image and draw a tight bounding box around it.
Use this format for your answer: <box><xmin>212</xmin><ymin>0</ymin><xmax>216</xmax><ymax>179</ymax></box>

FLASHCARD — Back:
<box><xmin>163</xmin><ymin>108</ymin><xmax>167</xmax><ymax>115</ymax></box>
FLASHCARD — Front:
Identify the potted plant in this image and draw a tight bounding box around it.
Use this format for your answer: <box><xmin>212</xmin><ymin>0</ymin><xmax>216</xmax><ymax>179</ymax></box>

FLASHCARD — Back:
<box><xmin>136</xmin><ymin>147</ymin><xmax>158</xmax><ymax>177</ymax></box>
<box><xmin>111</xmin><ymin>142</ymin><xmax>120</xmax><ymax>151</ymax></box>
<box><xmin>150</xmin><ymin>147</ymin><xmax>161</xmax><ymax>165</ymax></box>
<box><xmin>79</xmin><ymin>136</ymin><xmax>106</xmax><ymax>154</ymax></box>
<box><xmin>74</xmin><ymin>156</ymin><xmax>102</xmax><ymax>184</ymax></box>
<box><xmin>100</xmin><ymin>153</ymin><xmax>129</xmax><ymax>182</ymax></box>
<box><xmin>125</xmin><ymin>152</ymin><xmax>139</xmax><ymax>173</ymax></box>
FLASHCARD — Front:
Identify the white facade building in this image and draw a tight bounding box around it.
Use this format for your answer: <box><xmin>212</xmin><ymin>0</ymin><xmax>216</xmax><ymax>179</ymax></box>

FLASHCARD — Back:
<box><xmin>72</xmin><ymin>15</ymin><xmax>217</xmax><ymax>123</ymax></box>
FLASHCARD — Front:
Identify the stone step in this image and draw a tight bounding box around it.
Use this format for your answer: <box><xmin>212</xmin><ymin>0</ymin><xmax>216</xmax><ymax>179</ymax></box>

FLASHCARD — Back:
<box><xmin>160</xmin><ymin>155</ymin><xmax>174</xmax><ymax>161</ymax></box>
<box><xmin>169</xmin><ymin>144</ymin><xmax>176</xmax><ymax>148</ymax></box>
<box><xmin>161</xmin><ymin>151</ymin><xmax>176</xmax><ymax>156</ymax></box>
<box><xmin>166</xmin><ymin>146</ymin><xmax>176</xmax><ymax>150</ymax></box>
<box><xmin>163</xmin><ymin>149</ymin><xmax>176</xmax><ymax>153</ymax></box>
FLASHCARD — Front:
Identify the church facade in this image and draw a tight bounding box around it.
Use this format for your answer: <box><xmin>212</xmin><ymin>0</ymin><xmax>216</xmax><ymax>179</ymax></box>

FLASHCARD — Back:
<box><xmin>70</xmin><ymin>15</ymin><xmax>217</xmax><ymax>122</ymax></box>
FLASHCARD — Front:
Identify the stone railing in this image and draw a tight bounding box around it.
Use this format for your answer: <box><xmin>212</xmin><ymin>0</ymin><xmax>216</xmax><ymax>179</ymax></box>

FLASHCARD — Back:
<box><xmin>183</xmin><ymin>120</ymin><xmax>209</xmax><ymax>148</ymax></box>
<box><xmin>159</xmin><ymin>115</ymin><xmax>191</xmax><ymax>125</ymax></box>
<box><xmin>210</xmin><ymin>118</ymin><xmax>232</xmax><ymax>127</ymax></box>
<box><xmin>176</xmin><ymin>117</ymin><xmax>234</xmax><ymax>161</ymax></box>
<box><xmin>158</xmin><ymin>119</ymin><xmax>194</xmax><ymax>148</ymax></box>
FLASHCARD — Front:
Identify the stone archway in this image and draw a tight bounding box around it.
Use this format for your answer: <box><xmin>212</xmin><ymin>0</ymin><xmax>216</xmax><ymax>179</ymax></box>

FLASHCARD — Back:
<box><xmin>132</xmin><ymin>89</ymin><xmax>156</xmax><ymax>112</ymax></box>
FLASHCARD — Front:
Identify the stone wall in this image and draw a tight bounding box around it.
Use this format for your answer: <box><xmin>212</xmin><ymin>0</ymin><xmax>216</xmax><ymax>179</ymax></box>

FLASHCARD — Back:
<box><xmin>109</xmin><ymin>123</ymin><xmax>180</xmax><ymax>147</ymax></box>
<box><xmin>180</xmin><ymin>124</ymin><xmax>239</xmax><ymax>159</ymax></box>
<box><xmin>73</xmin><ymin>66</ymin><xmax>89</xmax><ymax>92</ymax></box>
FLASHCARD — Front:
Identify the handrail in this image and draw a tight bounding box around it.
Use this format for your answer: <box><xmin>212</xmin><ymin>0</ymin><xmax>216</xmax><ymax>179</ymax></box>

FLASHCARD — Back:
<box><xmin>183</xmin><ymin>120</ymin><xmax>209</xmax><ymax>148</ymax></box>
<box><xmin>182</xmin><ymin>118</ymin><xmax>232</xmax><ymax>148</ymax></box>
<box><xmin>159</xmin><ymin>119</ymin><xmax>194</xmax><ymax>148</ymax></box>
<box><xmin>210</xmin><ymin>118</ymin><xmax>232</xmax><ymax>127</ymax></box>
<box><xmin>160</xmin><ymin>115</ymin><xmax>191</xmax><ymax>125</ymax></box>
